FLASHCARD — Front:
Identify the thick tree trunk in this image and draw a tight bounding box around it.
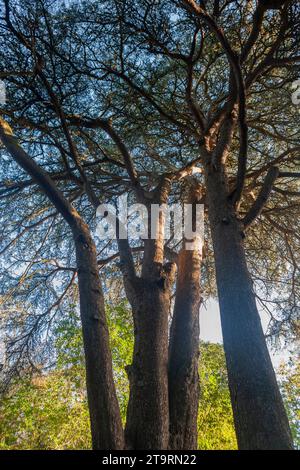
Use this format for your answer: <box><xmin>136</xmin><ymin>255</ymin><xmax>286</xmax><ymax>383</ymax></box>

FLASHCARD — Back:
<box><xmin>168</xmin><ymin>182</ymin><xmax>202</xmax><ymax>450</ymax></box>
<box><xmin>125</xmin><ymin>272</ymin><xmax>174</xmax><ymax>449</ymax></box>
<box><xmin>124</xmin><ymin>180</ymin><xmax>175</xmax><ymax>449</ymax></box>
<box><xmin>205</xmin><ymin>165</ymin><xmax>293</xmax><ymax>449</ymax></box>
<box><xmin>73</xmin><ymin>221</ymin><xmax>124</xmax><ymax>450</ymax></box>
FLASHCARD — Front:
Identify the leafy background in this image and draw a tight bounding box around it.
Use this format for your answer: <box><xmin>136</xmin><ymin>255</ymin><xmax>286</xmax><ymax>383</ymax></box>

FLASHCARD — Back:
<box><xmin>0</xmin><ymin>303</ymin><xmax>298</xmax><ymax>450</ymax></box>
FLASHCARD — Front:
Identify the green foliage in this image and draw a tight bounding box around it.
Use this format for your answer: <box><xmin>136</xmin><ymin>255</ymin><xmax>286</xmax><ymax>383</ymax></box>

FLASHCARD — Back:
<box><xmin>0</xmin><ymin>302</ymin><xmax>133</xmax><ymax>449</ymax></box>
<box><xmin>198</xmin><ymin>342</ymin><xmax>237</xmax><ymax>450</ymax></box>
<box><xmin>0</xmin><ymin>307</ymin><xmax>297</xmax><ymax>450</ymax></box>
<box><xmin>0</xmin><ymin>308</ymin><xmax>90</xmax><ymax>449</ymax></box>
<box><xmin>277</xmin><ymin>356</ymin><xmax>300</xmax><ymax>449</ymax></box>
<box><xmin>106</xmin><ymin>302</ymin><xmax>134</xmax><ymax>421</ymax></box>
<box><xmin>0</xmin><ymin>373</ymin><xmax>91</xmax><ymax>450</ymax></box>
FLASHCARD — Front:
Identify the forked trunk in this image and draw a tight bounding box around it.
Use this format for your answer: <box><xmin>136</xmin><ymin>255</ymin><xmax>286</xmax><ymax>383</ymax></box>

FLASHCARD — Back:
<box><xmin>124</xmin><ymin>180</ymin><xmax>175</xmax><ymax>449</ymax></box>
<box><xmin>205</xmin><ymin>165</ymin><xmax>293</xmax><ymax>450</ymax></box>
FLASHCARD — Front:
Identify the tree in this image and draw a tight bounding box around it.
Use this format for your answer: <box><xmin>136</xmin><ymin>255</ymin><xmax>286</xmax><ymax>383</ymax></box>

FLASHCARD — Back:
<box><xmin>0</xmin><ymin>0</ymin><xmax>299</xmax><ymax>449</ymax></box>
<box><xmin>0</xmin><ymin>0</ymin><xmax>202</xmax><ymax>449</ymax></box>
<box><xmin>1</xmin><ymin>322</ymin><xmax>298</xmax><ymax>450</ymax></box>
<box><xmin>1</xmin><ymin>295</ymin><xmax>237</xmax><ymax>450</ymax></box>
<box><xmin>0</xmin><ymin>0</ymin><xmax>125</xmax><ymax>450</ymax></box>
<box><xmin>0</xmin><ymin>305</ymin><xmax>91</xmax><ymax>450</ymax></box>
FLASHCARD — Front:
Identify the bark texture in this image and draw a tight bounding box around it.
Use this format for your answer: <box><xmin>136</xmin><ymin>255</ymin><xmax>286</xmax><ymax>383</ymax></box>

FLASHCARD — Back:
<box><xmin>73</xmin><ymin>221</ymin><xmax>124</xmax><ymax>450</ymax></box>
<box><xmin>205</xmin><ymin>163</ymin><xmax>293</xmax><ymax>450</ymax></box>
<box><xmin>124</xmin><ymin>180</ymin><xmax>176</xmax><ymax>449</ymax></box>
<box><xmin>168</xmin><ymin>183</ymin><xmax>202</xmax><ymax>450</ymax></box>
<box><xmin>125</xmin><ymin>270</ymin><xmax>175</xmax><ymax>449</ymax></box>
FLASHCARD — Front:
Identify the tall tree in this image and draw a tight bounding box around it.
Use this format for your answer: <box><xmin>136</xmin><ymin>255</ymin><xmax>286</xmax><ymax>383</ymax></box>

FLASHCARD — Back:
<box><xmin>0</xmin><ymin>1</ymin><xmax>125</xmax><ymax>449</ymax></box>
<box><xmin>0</xmin><ymin>0</ymin><xmax>299</xmax><ymax>450</ymax></box>
<box><xmin>94</xmin><ymin>0</ymin><xmax>297</xmax><ymax>448</ymax></box>
<box><xmin>0</xmin><ymin>115</ymin><xmax>124</xmax><ymax>449</ymax></box>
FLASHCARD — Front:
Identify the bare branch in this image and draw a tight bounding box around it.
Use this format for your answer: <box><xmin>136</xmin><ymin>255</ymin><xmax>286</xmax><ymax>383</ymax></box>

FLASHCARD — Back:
<box><xmin>240</xmin><ymin>2</ymin><xmax>266</xmax><ymax>63</ymax></box>
<box><xmin>278</xmin><ymin>172</ymin><xmax>300</xmax><ymax>178</ymax></box>
<box><xmin>67</xmin><ymin>115</ymin><xmax>144</xmax><ymax>199</ymax></box>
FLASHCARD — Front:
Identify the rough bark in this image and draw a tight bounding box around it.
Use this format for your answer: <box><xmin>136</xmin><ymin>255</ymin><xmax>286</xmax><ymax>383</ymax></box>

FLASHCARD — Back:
<box><xmin>168</xmin><ymin>183</ymin><xmax>202</xmax><ymax>450</ymax></box>
<box><xmin>124</xmin><ymin>179</ymin><xmax>175</xmax><ymax>449</ymax></box>
<box><xmin>73</xmin><ymin>221</ymin><xmax>124</xmax><ymax>450</ymax></box>
<box><xmin>204</xmin><ymin>163</ymin><xmax>293</xmax><ymax>450</ymax></box>
<box><xmin>125</xmin><ymin>270</ymin><xmax>175</xmax><ymax>449</ymax></box>
<box><xmin>168</xmin><ymin>246</ymin><xmax>201</xmax><ymax>449</ymax></box>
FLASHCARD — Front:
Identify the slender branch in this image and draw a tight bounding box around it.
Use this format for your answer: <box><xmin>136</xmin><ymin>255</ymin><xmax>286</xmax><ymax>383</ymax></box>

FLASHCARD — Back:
<box><xmin>0</xmin><ymin>118</ymin><xmax>78</xmax><ymax>228</ymax></box>
<box><xmin>104</xmin><ymin>67</ymin><xmax>195</xmax><ymax>136</ymax></box>
<box><xmin>3</xmin><ymin>1</ymin><xmax>102</xmax><ymax>208</ymax></box>
<box><xmin>186</xmin><ymin>60</ymin><xmax>205</xmax><ymax>132</ymax></box>
<box><xmin>242</xmin><ymin>146</ymin><xmax>300</xmax><ymax>181</ymax></box>
<box><xmin>67</xmin><ymin>115</ymin><xmax>144</xmax><ymax>199</ymax></box>
<box><xmin>240</xmin><ymin>2</ymin><xmax>266</xmax><ymax>63</ymax></box>
<box><xmin>98</xmin><ymin>246</ymin><xmax>143</xmax><ymax>268</ymax></box>
<box><xmin>245</xmin><ymin>6</ymin><xmax>291</xmax><ymax>87</ymax></box>
<box><xmin>0</xmin><ymin>70</ymin><xmax>33</xmax><ymax>78</ymax></box>
<box><xmin>278</xmin><ymin>172</ymin><xmax>300</xmax><ymax>178</ymax></box>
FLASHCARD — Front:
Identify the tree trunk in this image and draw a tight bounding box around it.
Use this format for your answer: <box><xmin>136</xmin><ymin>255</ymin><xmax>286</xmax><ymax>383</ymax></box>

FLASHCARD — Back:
<box><xmin>73</xmin><ymin>220</ymin><xmax>124</xmax><ymax>450</ymax></box>
<box><xmin>168</xmin><ymin>247</ymin><xmax>201</xmax><ymax>449</ymax></box>
<box><xmin>205</xmin><ymin>164</ymin><xmax>293</xmax><ymax>450</ymax></box>
<box><xmin>168</xmin><ymin>182</ymin><xmax>202</xmax><ymax>450</ymax></box>
<box><xmin>125</xmin><ymin>271</ymin><xmax>174</xmax><ymax>449</ymax></box>
<box><xmin>0</xmin><ymin>123</ymin><xmax>124</xmax><ymax>450</ymax></box>
<box><xmin>124</xmin><ymin>180</ymin><xmax>175</xmax><ymax>449</ymax></box>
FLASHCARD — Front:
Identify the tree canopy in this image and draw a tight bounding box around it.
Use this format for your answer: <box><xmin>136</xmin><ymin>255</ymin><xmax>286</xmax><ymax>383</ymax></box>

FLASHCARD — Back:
<box><xmin>0</xmin><ymin>0</ymin><xmax>299</xmax><ymax>450</ymax></box>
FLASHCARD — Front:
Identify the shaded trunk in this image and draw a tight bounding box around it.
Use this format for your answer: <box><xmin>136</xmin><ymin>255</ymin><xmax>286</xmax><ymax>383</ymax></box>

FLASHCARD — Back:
<box><xmin>124</xmin><ymin>180</ymin><xmax>175</xmax><ymax>449</ymax></box>
<box><xmin>168</xmin><ymin>183</ymin><xmax>202</xmax><ymax>450</ymax></box>
<box><xmin>205</xmin><ymin>165</ymin><xmax>293</xmax><ymax>450</ymax></box>
<box><xmin>125</xmin><ymin>272</ymin><xmax>174</xmax><ymax>449</ymax></box>
<box><xmin>73</xmin><ymin>221</ymin><xmax>124</xmax><ymax>450</ymax></box>
<box><xmin>168</xmin><ymin>247</ymin><xmax>201</xmax><ymax>449</ymax></box>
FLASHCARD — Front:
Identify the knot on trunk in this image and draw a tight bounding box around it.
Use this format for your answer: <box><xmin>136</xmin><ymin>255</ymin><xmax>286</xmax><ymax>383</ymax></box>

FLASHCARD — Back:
<box><xmin>156</xmin><ymin>262</ymin><xmax>177</xmax><ymax>290</ymax></box>
<box><xmin>76</xmin><ymin>233</ymin><xmax>90</xmax><ymax>249</ymax></box>
<box><xmin>221</xmin><ymin>217</ymin><xmax>230</xmax><ymax>225</ymax></box>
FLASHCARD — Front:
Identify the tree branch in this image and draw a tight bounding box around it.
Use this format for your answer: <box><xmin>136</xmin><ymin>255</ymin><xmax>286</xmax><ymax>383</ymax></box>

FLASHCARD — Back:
<box><xmin>278</xmin><ymin>172</ymin><xmax>300</xmax><ymax>178</ymax></box>
<box><xmin>242</xmin><ymin>166</ymin><xmax>279</xmax><ymax>228</ymax></box>
<box><xmin>240</xmin><ymin>2</ymin><xmax>266</xmax><ymax>63</ymax></box>
<box><xmin>0</xmin><ymin>118</ymin><xmax>78</xmax><ymax>228</ymax></box>
<box><xmin>181</xmin><ymin>0</ymin><xmax>248</xmax><ymax>204</ymax></box>
<box><xmin>67</xmin><ymin>115</ymin><xmax>144</xmax><ymax>199</ymax></box>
